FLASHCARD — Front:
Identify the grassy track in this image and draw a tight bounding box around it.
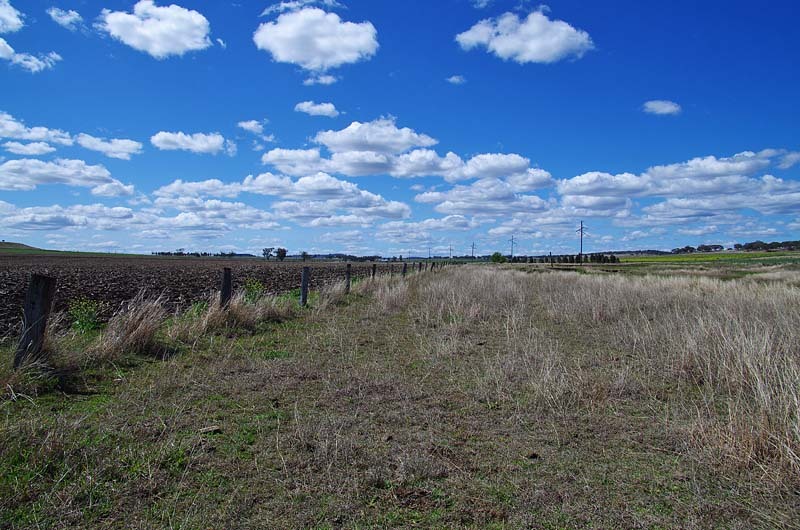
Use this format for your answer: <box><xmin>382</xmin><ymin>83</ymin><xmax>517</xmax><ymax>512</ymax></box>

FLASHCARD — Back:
<box><xmin>1</xmin><ymin>269</ymin><xmax>797</xmax><ymax>528</ymax></box>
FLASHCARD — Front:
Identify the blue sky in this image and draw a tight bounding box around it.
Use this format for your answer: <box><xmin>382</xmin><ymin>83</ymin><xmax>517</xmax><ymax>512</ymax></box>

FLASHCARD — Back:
<box><xmin>1</xmin><ymin>0</ymin><xmax>798</xmax><ymax>256</ymax></box>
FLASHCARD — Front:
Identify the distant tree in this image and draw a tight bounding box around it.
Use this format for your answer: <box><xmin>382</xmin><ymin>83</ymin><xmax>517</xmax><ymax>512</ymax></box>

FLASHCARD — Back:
<box><xmin>301</xmin><ymin>251</ymin><xmax>309</xmax><ymax>261</ymax></box>
<box><xmin>490</xmin><ymin>251</ymin><xmax>507</xmax><ymax>263</ymax></box>
<box><xmin>276</xmin><ymin>248</ymin><xmax>288</xmax><ymax>261</ymax></box>
<box><xmin>262</xmin><ymin>247</ymin><xmax>274</xmax><ymax>260</ymax></box>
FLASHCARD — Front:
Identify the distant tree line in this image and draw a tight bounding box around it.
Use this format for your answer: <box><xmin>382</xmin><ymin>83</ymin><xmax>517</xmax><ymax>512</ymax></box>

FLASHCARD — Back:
<box><xmin>733</xmin><ymin>240</ymin><xmax>800</xmax><ymax>251</ymax></box>
<box><xmin>152</xmin><ymin>249</ymin><xmax>255</xmax><ymax>257</ymax></box>
<box><xmin>672</xmin><ymin>239</ymin><xmax>800</xmax><ymax>254</ymax></box>
<box><xmin>491</xmin><ymin>252</ymin><xmax>619</xmax><ymax>264</ymax></box>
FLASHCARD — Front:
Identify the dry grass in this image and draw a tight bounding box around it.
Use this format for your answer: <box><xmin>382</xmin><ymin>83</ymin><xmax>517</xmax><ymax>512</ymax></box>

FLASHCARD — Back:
<box><xmin>3</xmin><ymin>264</ymin><xmax>798</xmax><ymax>528</ymax></box>
<box><xmin>167</xmin><ymin>290</ymin><xmax>296</xmax><ymax>343</ymax></box>
<box><xmin>89</xmin><ymin>291</ymin><xmax>169</xmax><ymax>361</ymax></box>
<box><xmin>417</xmin><ymin>267</ymin><xmax>800</xmax><ymax>490</ymax></box>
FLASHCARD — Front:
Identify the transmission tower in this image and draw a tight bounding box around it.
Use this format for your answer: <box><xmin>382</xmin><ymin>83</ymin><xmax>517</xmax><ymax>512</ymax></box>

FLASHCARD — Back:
<box><xmin>576</xmin><ymin>221</ymin><xmax>587</xmax><ymax>264</ymax></box>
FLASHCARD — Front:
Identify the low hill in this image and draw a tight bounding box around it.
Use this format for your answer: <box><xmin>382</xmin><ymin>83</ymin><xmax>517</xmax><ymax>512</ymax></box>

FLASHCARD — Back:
<box><xmin>0</xmin><ymin>241</ymin><xmax>42</xmax><ymax>251</ymax></box>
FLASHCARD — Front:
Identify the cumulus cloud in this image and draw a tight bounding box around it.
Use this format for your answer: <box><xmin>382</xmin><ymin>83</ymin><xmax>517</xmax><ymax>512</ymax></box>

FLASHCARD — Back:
<box><xmin>237</xmin><ymin>120</ymin><xmax>265</xmax><ymax>135</ymax></box>
<box><xmin>3</xmin><ymin>141</ymin><xmax>56</xmax><ymax>155</ymax></box>
<box><xmin>377</xmin><ymin>215</ymin><xmax>479</xmax><ymax>244</ymax></box>
<box><xmin>0</xmin><ymin>158</ymin><xmax>133</xmax><ymax>196</ymax></box>
<box><xmin>261</xmin><ymin>0</ymin><xmax>344</xmax><ymax>15</ymax></box>
<box><xmin>446</xmin><ymin>75</ymin><xmax>466</xmax><ymax>84</ymax></box>
<box><xmin>643</xmin><ymin>100</ymin><xmax>681</xmax><ymax>115</ymax></box>
<box><xmin>0</xmin><ymin>202</ymin><xmax>138</xmax><ymax>231</ymax></box>
<box><xmin>97</xmin><ymin>0</ymin><xmax>212</xmax><ymax>59</ymax></box>
<box><xmin>294</xmin><ymin>100</ymin><xmax>339</xmax><ymax>117</ymax></box>
<box><xmin>0</xmin><ymin>38</ymin><xmax>62</xmax><ymax>72</ymax></box>
<box><xmin>76</xmin><ymin>133</ymin><xmax>143</xmax><ymax>160</ymax></box>
<box><xmin>778</xmin><ymin>151</ymin><xmax>800</xmax><ymax>169</ymax></box>
<box><xmin>456</xmin><ymin>9</ymin><xmax>593</xmax><ymax>64</ymax></box>
<box><xmin>0</xmin><ymin>0</ymin><xmax>22</xmax><ymax>33</ymax></box>
<box><xmin>314</xmin><ymin>117</ymin><xmax>437</xmax><ymax>154</ymax></box>
<box><xmin>303</xmin><ymin>73</ymin><xmax>337</xmax><ymax>85</ymax></box>
<box><xmin>253</xmin><ymin>7</ymin><xmax>378</xmax><ymax>73</ymax></box>
<box><xmin>0</xmin><ymin>111</ymin><xmax>72</xmax><ymax>145</ymax></box>
<box><xmin>558</xmin><ymin>150</ymin><xmax>780</xmax><ymax>199</ymax></box>
<box><xmin>154</xmin><ymin>171</ymin><xmax>410</xmax><ymax>226</ymax></box>
<box><xmin>261</xmin><ymin>118</ymin><xmax>551</xmax><ymax>185</ymax></box>
<box><xmin>46</xmin><ymin>7</ymin><xmax>82</xmax><ymax>31</ymax></box>
<box><xmin>416</xmin><ymin>177</ymin><xmax>550</xmax><ymax>215</ymax></box>
<box><xmin>151</xmin><ymin>131</ymin><xmax>235</xmax><ymax>155</ymax></box>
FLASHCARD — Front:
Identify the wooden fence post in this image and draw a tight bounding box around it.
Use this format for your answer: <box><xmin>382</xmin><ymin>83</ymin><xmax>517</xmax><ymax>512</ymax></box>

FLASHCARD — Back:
<box><xmin>220</xmin><ymin>267</ymin><xmax>232</xmax><ymax>307</ymax></box>
<box><xmin>371</xmin><ymin>263</ymin><xmax>377</xmax><ymax>279</ymax></box>
<box><xmin>402</xmin><ymin>262</ymin><xmax>408</xmax><ymax>277</ymax></box>
<box><xmin>345</xmin><ymin>263</ymin><xmax>351</xmax><ymax>294</ymax></box>
<box><xmin>390</xmin><ymin>264</ymin><xmax>394</xmax><ymax>277</ymax></box>
<box><xmin>300</xmin><ymin>267</ymin><xmax>310</xmax><ymax>307</ymax></box>
<box><xmin>14</xmin><ymin>274</ymin><xmax>57</xmax><ymax>369</ymax></box>
<box><xmin>418</xmin><ymin>262</ymin><xmax>422</xmax><ymax>273</ymax></box>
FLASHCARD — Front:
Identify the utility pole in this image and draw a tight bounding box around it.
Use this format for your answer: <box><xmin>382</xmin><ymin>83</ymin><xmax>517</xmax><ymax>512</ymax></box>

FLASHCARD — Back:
<box><xmin>471</xmin><ymin>241</ymin><xmax>475</xmax><ymax>259</ymax></box>
<box><xmin>576</xmin><ymin>220</ymin><xmax>587</xmax><ymax>264</ymax></box>
<box><xmin>509</xmin><ymin>235</ymin><xmax>516</xmax><ymax>260</ymax></box>
<box><xmin>428</xmin><ymin>245</ymin><xmax>432</xmax><ymax>260</ymax></box>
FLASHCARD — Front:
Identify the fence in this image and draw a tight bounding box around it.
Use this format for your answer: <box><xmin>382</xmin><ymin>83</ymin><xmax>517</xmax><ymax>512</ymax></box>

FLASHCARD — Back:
<box><xmin>10</xmin><ymin>261</ymin><xmax>453</xmax><ymax>369</ymax></box>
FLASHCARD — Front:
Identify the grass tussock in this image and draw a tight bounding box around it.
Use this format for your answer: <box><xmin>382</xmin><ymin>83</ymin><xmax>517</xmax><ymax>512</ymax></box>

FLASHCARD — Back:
<box><xmin>90</xmin><ymin>291</ymin><xmax>168</xmax><ymax>361</ymax></box>
<box><xmin>168</xmin><ymin>290</ymin><xmax>296</xmax><ymax>342</ymax></box>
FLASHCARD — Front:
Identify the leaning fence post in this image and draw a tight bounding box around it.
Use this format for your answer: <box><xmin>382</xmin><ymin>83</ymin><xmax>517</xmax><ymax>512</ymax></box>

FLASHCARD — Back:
<box><xmin>402</xmin><ymin>262</ymin><xmax>408</xmax><ymax>277</ymax></box>
<box><xmin>220</xmin><ymin>267</ymin><xmax>232</xmax><ymax>308</ymax></box>
<box><xmin>14</xmin><ymin>274</ymin><xmax>57</xmax><ymax>369</ymax></box>
<box><xmin>418</xmin><ymin>262</ymin><xmax>422</xmax><ymax>273</ymax></box>
<box><xmin>345</xmin><ymin>263</ymin><xmax>351</xmax><ymax>294</ymax></box>
<box><xmin>371</xmin><ymin>263</ymin><xmax>377</xmax><ymax>279</ymax></box>
<box><xmin>300</xmin><ymin>266</ymin><xmax>310</xmax><ymax>307</ymax></box>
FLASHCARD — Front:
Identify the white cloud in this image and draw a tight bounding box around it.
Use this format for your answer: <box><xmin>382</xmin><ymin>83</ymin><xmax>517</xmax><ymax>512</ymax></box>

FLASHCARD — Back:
<box><xmin>643</xmin><ymin>100</ymin><xmax>681</xmax><ymax>115</ymax></box>
<box><xmin>3</xmin><ymin>141</ymin><xmax>55</xmax><ymax>155</ymax></box>
<box><xmin>76</xmin><ymin>133</ymin><xmax>143</xmax><ymax>160</ymax></box>
<box><xmin>98</xmin><ymin>0</ymin><xmax>212</xmax><ymax>59</ymax></box>
<box><xmin>456</xmin><ymin>9</ymin><xmax>593</xmax><ymax>64</ymax></box>
<box><xmin>558</xmin><ymin>150</ymin><xmax>779</xmax><ymax>199</ymax></box>
<box><xmin>778</xmin><ymin>151</ymin><xmax>800</xmax><ymax>169</ymax></box>
<box><xmin>253</xmin><ymin>7</ymin><xmax>378</xmax><ymax>73</ymax></box>
<box><xmin>416</xmin><ymin>177</ymin><xmax>550</xmax><ymax>215</ymax></box>
<box><xmin>261</xmin><ymin>0</ymin><xmax>344</xmax><ymax>15</ymax></box>
<box><xmin>151</xmin><ymin>131</ymin><xmax>235</xmax><ymax>156</ymax></box>
<box><xmin>314</xmin><ymin>117</ymin><xmax>437</xmax><ymax>153</ymax></box>
<box><xmin>378</xmin><ymin>215</ymin><xmax>479</xmax><ymax>244</ymax></box>
<box><xmin>457</xmin><ymin>153</ymin><xmax>530</xmax><ymax>180</ymax></box>
<box><xmin>0</xmin><ymin>111</ymin><xmax>73</xmax><ymax>145</ymax></box>
<box><xmin>0</xmin><ymin>158</ymin><xmax>133</xmax><ymax>196</ymax></box>
<box><xmin>303</xmin><ymin>73</ymin><xmax>337</xmax><ymax>85</ymax></box>
<box><xmin>237</xmin><ymin>120</ymin><xmax>264</xmax><ymax>135</ymax></box>
<box><xmin>46</xmin><ymin>7</ymin><xmax>82</xmax><ymax>31</ymax></box>
<box><xmin>295</xmin><ymin>100</ymin><xmax>339</xmax><ymax>117</ymax></box>
<box><xmin>154</xmin><ymin>171</ymin><xmax>410</xmax><ymax>227</ymax></box>
<box><xmin>0</xmin><ymin>0</ymin><xmax>23</xmax><ymax>33</ymax></box>
<box><xmin>0</xmin><ymin>202</ymin><xmax>138</xmax><ymax>231</ymax></box>
<box><xmin>446</xmin><ymin>75</ymin><xmax>466</xmax><ymax>85</ymax></box>
<box><xmin>262</xmin><ymin>148</ymin><xmax>325</xmax><ymax>175</ymax></box>
<box><xmin>0</xmin><ymin>38</ymin><xmax>61</xmax><ymax>72</ymax></box>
